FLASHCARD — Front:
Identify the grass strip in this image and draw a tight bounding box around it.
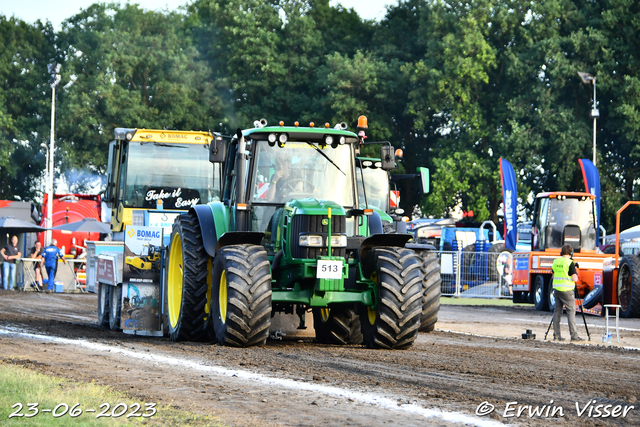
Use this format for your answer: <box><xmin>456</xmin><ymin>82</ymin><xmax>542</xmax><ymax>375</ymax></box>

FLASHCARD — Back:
<box><xmin>0</xmin><ymin>360</ymin><xmax>226</xmax><ymax>426</ymax></box>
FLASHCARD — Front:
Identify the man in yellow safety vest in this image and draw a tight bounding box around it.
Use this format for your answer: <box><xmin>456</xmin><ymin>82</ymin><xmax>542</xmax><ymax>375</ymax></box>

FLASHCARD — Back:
<box><xmin>551</xmin><ymin>244</ymin><xmax>584</xmax><ymax>342</ymax></box>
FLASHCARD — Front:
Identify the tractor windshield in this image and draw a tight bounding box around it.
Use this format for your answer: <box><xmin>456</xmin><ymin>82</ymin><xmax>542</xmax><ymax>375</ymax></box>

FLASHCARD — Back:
<box><xmin>541</xmin><ymin>197</ymin><xmax>597</xmax><ymax>250</ymax></box>
<box><xmin>251</xmin><ymin>141</ymin><xmax>355</xmax><ymax>206</ymax></box>
<box><xmin>356</xmin><ymin>165</ymin><xmax>389</xmax><ymax>212</ymax></box>
<box><xmin>122</xmin><ymin>142</ymin><xmax>220</xmax><ymax>209</ymax></box>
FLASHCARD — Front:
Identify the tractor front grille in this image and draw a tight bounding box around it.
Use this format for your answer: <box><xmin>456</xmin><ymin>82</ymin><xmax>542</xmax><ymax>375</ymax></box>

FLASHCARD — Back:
<box><xmin>290</xmin><ymin>214</ymin><xmax>346</xmax><ymax>259</ymax></box>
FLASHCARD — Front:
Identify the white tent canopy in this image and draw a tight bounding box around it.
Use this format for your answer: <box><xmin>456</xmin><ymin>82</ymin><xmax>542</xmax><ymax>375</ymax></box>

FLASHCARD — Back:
<box><xmin>605</xmin><ymin>224</ymin><xmax>640</xmax><ymax>243</ymax></box>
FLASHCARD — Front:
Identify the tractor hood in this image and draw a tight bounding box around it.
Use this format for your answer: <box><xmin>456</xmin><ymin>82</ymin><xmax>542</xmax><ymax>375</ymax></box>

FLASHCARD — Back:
<box><xmin>285</xmin><ymin>198</ymin><xmax>346</xmax><ymax>216</ymax></box>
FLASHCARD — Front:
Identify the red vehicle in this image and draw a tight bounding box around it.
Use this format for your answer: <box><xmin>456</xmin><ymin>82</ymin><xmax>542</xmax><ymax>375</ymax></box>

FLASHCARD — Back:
<box><xmin>39</xmin><ymin>193</ymin><xmax>102</xmax><ymax>257</ymax></box>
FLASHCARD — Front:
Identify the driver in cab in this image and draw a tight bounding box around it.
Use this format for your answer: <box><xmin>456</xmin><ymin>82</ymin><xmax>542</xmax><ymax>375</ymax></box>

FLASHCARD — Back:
<box><xmin>266</xmin><ymin>152</ymin><xmax>302</xmax><ymax>202</ymax></box>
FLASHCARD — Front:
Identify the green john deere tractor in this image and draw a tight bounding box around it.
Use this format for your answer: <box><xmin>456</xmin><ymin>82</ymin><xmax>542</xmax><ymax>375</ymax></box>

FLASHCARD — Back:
<box><xmin>165</xmin><ymin>119</ymin><xmax>424</xmax><ymax>349</ymax></box>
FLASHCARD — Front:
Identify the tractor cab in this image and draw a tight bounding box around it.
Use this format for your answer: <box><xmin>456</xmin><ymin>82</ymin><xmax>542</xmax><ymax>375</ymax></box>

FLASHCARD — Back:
<box><xmin>356</xmin><ymin>158</ymin><xmax>390</xmax><ymax>213</ymax></box>
<box><xmin>531</xmin><ymin>192</ymin><xmax>597</xmax><ymax>253</ymax></box>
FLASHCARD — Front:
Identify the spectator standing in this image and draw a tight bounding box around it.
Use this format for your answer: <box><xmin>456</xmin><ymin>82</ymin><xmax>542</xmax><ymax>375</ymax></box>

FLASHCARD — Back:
<box><xmin>2</xmin><ymin>235</ymin><xmax>21</xmax><ymax>290</ymax></box>
<box><xmin>28</xmin><ymin>241</ymin><xmax>44</xmax><ymax>291</ymax></box>
<box><xmin>42</xmin><ymin>239</ymin><xmax>66</xmax><ymax>292</ymax></box>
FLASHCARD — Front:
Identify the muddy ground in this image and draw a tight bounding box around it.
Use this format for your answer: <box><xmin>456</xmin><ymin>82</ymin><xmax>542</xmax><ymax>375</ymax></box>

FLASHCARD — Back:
<box><xmin>0</xmin><ymin>289</ymin><xmax>639</xmax><ymax>426</ymax></box>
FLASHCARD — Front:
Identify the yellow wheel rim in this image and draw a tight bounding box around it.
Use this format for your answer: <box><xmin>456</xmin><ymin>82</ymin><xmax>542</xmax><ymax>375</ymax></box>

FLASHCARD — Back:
<box><xmin>368</xmin><ymin>271</ymin><xmax>378</xmax><ymax>325</ymax></box>
<box><xmin>367</xmin><ymin>307</ymin><xmax>377</xmax><ymax>325</ymax></box>
<box><xmin>320</xmin><ymin>308</ymin><xmax>330</xmax><ymax>323</ymax></box>
<box><xmin>167</xmin><ymin>233</ymin><xmax>184</xmax><ymax>329</ymax></box>
<box><xmin>219</xmin><ymin>270</ymin><xmax>228</xmax><ymax>323</ymax></box>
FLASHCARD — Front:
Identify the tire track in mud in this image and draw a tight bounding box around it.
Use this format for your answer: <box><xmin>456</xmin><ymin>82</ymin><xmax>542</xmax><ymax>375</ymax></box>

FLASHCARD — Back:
<box><xmin>0</xmin><ymin>325</ymin><xmax>503</xmax><ymax>427</ymax></box>
<box><xmin>1</xmin><ymin>292</ymin><xmax>639</xmax><ymax>426</ymax></box>
<box><xmin>240</xmin><ymin>338</ymin><xmax>639</xmax><ymax>425</ymax></box>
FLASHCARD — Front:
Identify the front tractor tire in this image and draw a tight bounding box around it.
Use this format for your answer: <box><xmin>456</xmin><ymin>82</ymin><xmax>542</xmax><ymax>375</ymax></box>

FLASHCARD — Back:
<box><xmin>419</xmin><ymin>251</ymin><xmax>441</xmax><ymax>332</ymax></box>
<box><xmin>97</xmin><ymin>282</ymin><xmax>110</xmax><ymax>329</ymax></box>
<box><xmin>313</xmin><ymin>305</ymin><xmax>363</xmax><ymax>345</ymax></box>
<box><xmin>166</xmin><ymin>213</ymin><xmax>211</xmax><ymax>342</ymax></box>
<box><xmin>211</xmin><ymin>244</ymin><xmax>272</xmax><ymax>347</ymax></box>
<box><xmin>361</xmin><ymin>247</ymin><xmax>423</xmax><ymax>349</ymax></box>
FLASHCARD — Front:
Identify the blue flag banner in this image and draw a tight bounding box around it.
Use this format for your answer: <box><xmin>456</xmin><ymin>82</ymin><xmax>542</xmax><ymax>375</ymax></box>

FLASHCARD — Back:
<box><xmin>499</xmin><ymin>158</ymin><xmax>518</xmax><ymax>251</ymax></box>
<box><xmin>579</xmin><ymin>159</ymin><xmax>601</xmax><ymax>243</ymax></box>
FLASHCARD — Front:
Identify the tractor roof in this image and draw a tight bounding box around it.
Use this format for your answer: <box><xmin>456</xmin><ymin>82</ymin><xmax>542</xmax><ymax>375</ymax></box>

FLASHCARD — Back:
<box><xmin>536</xmin><ymin>191</ymin><xmax>595</xmax><ymax>199</ymax></box>
<box><xmin>114</xmin><ymin>128</ymin><xmax>213</xmax><ymax>144</ymax></box>
<box><xmin>242</xmin><ymin>126</ymin><xmax>359</xmax><ymax>144</ymax></box>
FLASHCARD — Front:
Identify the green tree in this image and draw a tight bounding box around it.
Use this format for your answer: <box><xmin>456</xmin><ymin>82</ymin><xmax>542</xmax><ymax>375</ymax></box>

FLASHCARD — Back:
<box><xmin>0</xmin><ymin>15</ymin><xmax>56</xmax><ymax>202</ymax></box>
<box><xmin>57</xmin><ymin>2</ymin><xmax>226</xmax><ymax>178</ymax></box>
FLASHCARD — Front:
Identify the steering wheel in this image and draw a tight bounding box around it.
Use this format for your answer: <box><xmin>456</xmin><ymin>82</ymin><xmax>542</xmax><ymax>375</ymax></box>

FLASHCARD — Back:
<box><xmin>281</xmin><ymin>178</ymin><xmax>316</xmax><ymax>195</ymax></box>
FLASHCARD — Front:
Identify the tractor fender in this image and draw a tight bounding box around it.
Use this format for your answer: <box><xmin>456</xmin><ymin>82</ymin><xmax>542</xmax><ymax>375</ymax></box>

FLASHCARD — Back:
<box><xmin>405</xmin><ymin>242</ymin><xmax>437</xmax><ymax>251</ymax></box>
<box><xmin>359</xmin><ymin>233</ymin><xmax>412</xmax><ymax>277</ymax></box>
<box><xmin>190</xmin><ymin>204</ymin><xmax>264</xmax><ymax>257</ymax></box>
<box><xmin>368</xmin><ymin>211</ymin><xmax>384</xmax><ymax>235</ymax></box>
<box><xmin>216</xmin><ymin>231</ymin><xmax>265</xmax><ymax>253</ymax></box>
<box><xmin>190</xmin><ymin>204</ymin><xmax>222</xmax><ymax>258</ymax></box>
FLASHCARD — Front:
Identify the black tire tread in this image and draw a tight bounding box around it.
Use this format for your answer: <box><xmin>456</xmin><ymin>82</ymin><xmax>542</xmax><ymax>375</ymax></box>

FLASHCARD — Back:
<box><xmin>313</xmin><ymin>306</ymin><xmax>363</xmax><ymax>345</ymax></box>
<box><xmin>97</xmin><ymin>283</ymin><xmax>110</xmax><ymax>329</ymax></box>
<box><xmin>534</xmin><ymin>275</ymin><xmax>550</xmax><ymax>312</ymax></box>
<box><xmin>361</xmin><ymin>247</ymin><xmax>423</xmax><ymax>349</ymax></box>
<box><xmin>212</xmin><ymin>244</ymin><xmax>272</xmax><ymax>347</ymax></box>
<box><xmin>419</xmin><ymin>251</ymin><xmax>441</xmax><ymax>332</ymax></box>
<box><xmin>168</xmin><ymin>213</ymin><xmax>211</xmax><ymax>342</ymax></box>
<box><xmin>109</xmin><ymin>284</ymin><xmax>122</xmax><ymax>331</ymax></box>
<box><xmin>618</xmin><ymin>256</ymin><xmax>640</xmax><ymax>318</ymax></box>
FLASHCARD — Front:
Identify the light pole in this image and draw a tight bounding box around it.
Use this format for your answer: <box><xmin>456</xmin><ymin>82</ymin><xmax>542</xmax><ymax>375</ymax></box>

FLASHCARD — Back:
<box><xmin>578</xmin><ymin>71</ymin><xmax>599</xmax><ymax>165</ymax></box>
<box><xmin>40</xmin><ymin>143</ymin><xmax>49</xmax><ymax>226</ymax></box>
<box><xmin>46</xmin><ymin>63</ymin><xmax>61</xmax><ymax>246</ymax></box>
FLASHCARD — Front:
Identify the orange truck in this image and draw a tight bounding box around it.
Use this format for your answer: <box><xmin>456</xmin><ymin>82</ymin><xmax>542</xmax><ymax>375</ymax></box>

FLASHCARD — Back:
<box><xmin>511</xmin><ymin>191</ymin><xmax>612</xmax><ymax>314</ymax></box>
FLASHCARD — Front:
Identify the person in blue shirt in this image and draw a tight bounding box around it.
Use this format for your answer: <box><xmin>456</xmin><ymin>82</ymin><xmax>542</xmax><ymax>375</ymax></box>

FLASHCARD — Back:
<box><xmin>42</xmin><ymin>239</ymin><xmax>67</xmax><ymax>292</ymax></box>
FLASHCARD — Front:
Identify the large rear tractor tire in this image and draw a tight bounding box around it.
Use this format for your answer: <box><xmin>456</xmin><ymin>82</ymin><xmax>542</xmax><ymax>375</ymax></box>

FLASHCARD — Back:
<box><xmin>361</xmin><ymin>247</ymin><xmax>423</xmax><ymax>349</ymax></box>
<box><xmin>109</xmin><ymin>284</ymin><xmax>122</xmax><ymax>331</ymax></box>
<box><xmin>97</xmin><ymin>282</ymin><xmax>110</xmax><ymax>329</ymax></box>
<box><xmin>211</xmin><ymin>244</ymin><xmax>272</xmax><ymax>347</ymax></box>
<box><xmin>617</xmin><ymin>256</ymin><xmax>640</xmax><ymax>318</ymax></box>
<box><xmin>313</xmin><ymin>305</ymin><xmax>362</xmax><ymax>345</ymax></box>
<box><xmin>418</xmin><ymin>251</ymin><xmax>441</xmax><ymax>332</ymax></box>
<box><xmin>166</xmin><ymin>213</ymin><xmax>212</xmax><ymax>342</ymax></box>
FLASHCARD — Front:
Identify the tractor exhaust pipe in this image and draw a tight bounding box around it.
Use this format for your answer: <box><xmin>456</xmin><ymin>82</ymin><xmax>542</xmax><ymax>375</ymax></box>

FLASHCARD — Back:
<box><xmin>334</xmin><ymin>122</ymin><xmax>348</xmax><ymax>130</ymax></box>
<box><xmin>235</xmin><ymin>128</ymin><xmax>248</xmax><ymax>231</ymax></box>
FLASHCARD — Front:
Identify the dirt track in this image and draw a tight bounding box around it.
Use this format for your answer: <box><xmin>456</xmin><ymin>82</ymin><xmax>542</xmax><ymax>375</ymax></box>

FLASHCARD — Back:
<box><xmin>1</xmin><ymin>290</ymin><xmax>639</xmax><ymax>426</ymax></box>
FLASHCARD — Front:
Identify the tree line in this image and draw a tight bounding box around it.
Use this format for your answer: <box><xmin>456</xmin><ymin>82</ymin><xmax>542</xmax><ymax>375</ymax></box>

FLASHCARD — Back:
<box><xmin>1</xmin><ymin>0</ymin><xmax>639</xmax><ymax>231</ymax></box>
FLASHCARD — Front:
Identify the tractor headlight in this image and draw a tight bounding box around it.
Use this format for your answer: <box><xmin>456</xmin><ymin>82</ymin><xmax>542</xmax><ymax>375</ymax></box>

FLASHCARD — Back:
<box><xmin>339</xmin><ymin>136</ymin><xmax>346</xmax><ymax>145</ymax></box>
<box><xmin>325</xmin><ymin>135</ymin><xmax>334</xmax><ymax>145</ymax></box>
<box><xmin>268</xmin><ymin>133</ymin><xmax>277</xmax><ymax>143</ymax></box>
<box><xmin>299</xmin><ymin>235</ymin><xmax>323</xmax><ymax>247</ymax></box>
<box><xmin>278</xmin><ymin>133</ymin><xmax>288</xmax><ymax>144</ymax></box>
<box><xmin>328</xmin><ymin>234</ymin><xmax>347</xmax><ymax>248</ymax></box>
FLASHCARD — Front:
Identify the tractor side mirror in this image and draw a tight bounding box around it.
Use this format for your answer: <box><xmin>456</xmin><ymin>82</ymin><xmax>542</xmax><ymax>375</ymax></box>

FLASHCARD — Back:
<box><xmin>417</xmin><ymin>167</ymin><xmax>430</xmax><ymax>194</ymax></box>
<box><xmin>380</xmin><ymin>145</ymin><xmax>395</xmax><ymax>170</ymax></box>
<box><xmin>209</xmin><ymin>135</ymin><xmax>226</xmax><ymax>163</ymax></box>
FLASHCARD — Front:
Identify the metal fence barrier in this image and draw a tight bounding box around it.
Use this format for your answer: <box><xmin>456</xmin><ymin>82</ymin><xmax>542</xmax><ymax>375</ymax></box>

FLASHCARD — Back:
<box><xmin>16</xmin><ymin>258</ymin><xmax>86</xmax><ymax>292</ymax></box>
<box><xmin>439</xmin><ymin>250</ymin><xmax>512</xmax><ymax>298</ymax></box>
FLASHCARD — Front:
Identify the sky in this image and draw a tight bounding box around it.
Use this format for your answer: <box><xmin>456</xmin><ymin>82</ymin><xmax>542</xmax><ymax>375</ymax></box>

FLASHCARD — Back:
<box><xmin>0</xmin><ymin>0</ymin><xmax>398</xmax><ymax>28</ymax></box>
